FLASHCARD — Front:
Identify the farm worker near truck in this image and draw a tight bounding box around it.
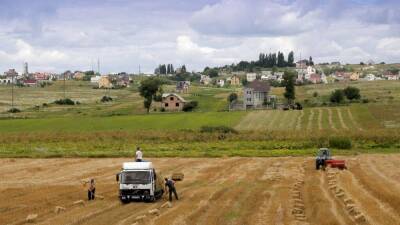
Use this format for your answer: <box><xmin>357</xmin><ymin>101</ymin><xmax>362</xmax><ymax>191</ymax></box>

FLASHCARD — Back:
<box><xmin>87</xmin><ymin>178</ymin><xmax>96</xmax><ymax>200</ymax></box>
<box><xmin>164</xmin><ymin>177</ymin><xmax>179</xmax><ymax>202</ymax></box>
<box><xmin>135</xmin><ymin>147</ymin><xmax>143</xmax><ymax>162</ymax></box>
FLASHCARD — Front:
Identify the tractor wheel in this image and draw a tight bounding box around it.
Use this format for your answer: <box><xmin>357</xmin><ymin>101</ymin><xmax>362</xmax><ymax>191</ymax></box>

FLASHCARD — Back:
<box><xmin>316</xmin><ymin>162</ymin><xmax>320</xmax><ymax>170</ymax></box>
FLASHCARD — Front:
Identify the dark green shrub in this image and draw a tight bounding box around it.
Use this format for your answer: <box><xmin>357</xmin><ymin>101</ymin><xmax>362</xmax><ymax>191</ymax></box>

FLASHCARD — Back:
<box><xmin>343</xmin><ymin>86</ymin><xmax>361</xmax><ymax>100</ymax></box>
<box><xmin>200</xmin><ymin>126</ymin><xmax>238</xmax><ymax>134</ymax></box>
<box><xmin>101</xmin><ymin>96</ymin><xmax>113</xmax><ymax>102</ymax></box>
<box><xmin>227</xmin><ymin>93</ymin><xmax>238</xmax><ymax>103</ymax></box>
<box><xmin>329</xmin><ymin>137</ymin><xmax>352</xmax><ymax>149</ymax></box>
<box><xmin>183</xmin><ymin>101</ymin><xmax>198</xmax><ymax>112</ymax></box>
<box><xmin>362</xmin><ymin>98</ymin><xmax>369</xmax><ymax>103</ymax></box>
<box><xmin>330</xmin><ymin>89</ymin><xmax>345</xmax><ymax>103</ymax></box>
<box><xmin>54</xmin><ymin>98</ymin><xmax>75</xmax><ymax>105</ymax></box>
<box><xmin>8</xmin><ymin>108</ymin><xmax>21</xmax><ymax>113</ymax></box>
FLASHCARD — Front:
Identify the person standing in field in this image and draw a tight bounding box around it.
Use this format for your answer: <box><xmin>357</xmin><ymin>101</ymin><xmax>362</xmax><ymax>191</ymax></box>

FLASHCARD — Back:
<box><xmin>135</xmin><ymin>147</ymin><xmax>143</xmax><ymax>162</ymax></box>
<box><xmin>164</xmin><ymin>177</ymin><xmax>179</xmax><ymax>201</ymax></box>
<box><xmin>88</xmin><ymin>178</ymin><xmax>96</xmax><ymax>200</ymax></box>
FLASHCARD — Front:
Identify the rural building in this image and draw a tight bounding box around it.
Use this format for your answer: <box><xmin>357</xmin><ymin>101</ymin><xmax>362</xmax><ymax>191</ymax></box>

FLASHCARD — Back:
<box><xmin>0</xmin><ymin>78</ymin><xmax>14</xmax><ymax>85</ymax></box>
<box><xmin>34</xmin><ymin>72</ymin><xmax>49</xmax><ymax>81</ymax></box>
<box><xmin>200</xmin><ymin>75</ymin><xmax>211</xmax><ymax>85</ymax></box>
<box><xmin>296</xmin><ymin>60</ymin><xmax>308</xmax><ymax>69</ymax></box>
<box><xmin>229</xmin><ymin>75</ymin><xmax>241</xmax><ymax>86</ymax></box>
<box><xmin>217</xmin><ymin>79</ymin><xmax>225</xmax><ymax>87</ymax></box>
<box><xmin>274</xmin><ymin>72</ymin><xmax>284</xmax><ymax>82</ymax></box>
<box><xmin>91</xmin><ymin>75</ymin><xmax>101</xmax><ymax>83</ymax></box>
<box><xmin>73</xmin><ymin>72</ymin><xmax>85</xmax><ymax>80</ymax></box>
<box><xmin>243</xmin><ymin>80</ymin><xmax>272</xmax><ymax>109</ymax></box>
<box><xmin>23</xmin><ymin>79</ymin><xmax>38</xmax><ymax>87</ymax></box>
<box><xmin>246</xmin><ymin>73</ymin><xmax>257</xmax><ymax>82</ymax></box>
<box><xmin>350</xmin><ymin>72</ymin><xmax>360</xmax><ymax>81</ymax></box>
<box><xmin>98</xmin><ymin>76</ymin><xmax>113</xmax><ymax>89</ymax></box>
<box><xmin>162</xmin><ymin>93</ymin><xmax>187</xmax><ymax>111</ymax></box>
<box><xmin>309</xmin><ymin>73</ymin><xmax>321</xmax><ymax>84</ymax></box>
<box><xmin>365</xmin><ymin>74</ymin><xmax>376</xmax><ymax>81</ymax></box>
<box><xmin>383</xmin><ymin>71</ymin><xmax>399</xmax><ymax>80</ymax></box>
<box><xmin>176</xmin><ymin>81</ymin><xmax>190</xmax><ymax>93</ymax></box>
<box><xmin>4</xmin><ymin>69</ymin><xmax>18</xmax><ymax>77</ymax></box>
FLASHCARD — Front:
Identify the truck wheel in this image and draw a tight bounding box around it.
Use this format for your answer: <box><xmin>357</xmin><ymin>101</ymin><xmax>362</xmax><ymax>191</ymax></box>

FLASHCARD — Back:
<box><xmin>120</xmin><ymin>198</ymin><xmax>130</xmax><ymax>204</ymax></box>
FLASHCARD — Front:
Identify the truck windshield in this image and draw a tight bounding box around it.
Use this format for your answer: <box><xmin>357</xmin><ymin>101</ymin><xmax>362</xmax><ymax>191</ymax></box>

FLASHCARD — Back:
<box><xmin>121</xmin><ymin>171</ymin><xmax>151</xmax><ymax>184</ymax></box>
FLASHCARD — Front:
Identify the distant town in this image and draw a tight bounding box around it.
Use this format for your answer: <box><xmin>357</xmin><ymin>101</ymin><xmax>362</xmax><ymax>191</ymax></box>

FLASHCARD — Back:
<box><xmin>1</xmin><ymin>55</ymin><xmax>399</xmax><ymax>91</ymax></box>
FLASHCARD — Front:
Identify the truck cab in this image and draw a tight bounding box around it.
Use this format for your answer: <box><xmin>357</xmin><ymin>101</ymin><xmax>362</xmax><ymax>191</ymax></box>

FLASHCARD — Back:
<box><xmin>116</xmin><ymin>162</ymin><xmax>164</xmax><ymax>203</ymax></box>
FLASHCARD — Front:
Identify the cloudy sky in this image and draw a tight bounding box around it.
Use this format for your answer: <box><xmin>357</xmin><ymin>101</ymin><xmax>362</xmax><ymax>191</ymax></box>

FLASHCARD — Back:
<box><xmin>0</xmin><ymin>0</ymin><xmax>399</xmax><ymax>74</ymax></box>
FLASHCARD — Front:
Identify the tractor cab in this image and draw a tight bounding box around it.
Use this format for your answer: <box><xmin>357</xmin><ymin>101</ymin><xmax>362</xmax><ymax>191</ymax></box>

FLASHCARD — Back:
<box><xmin>316</xmin><ymin>148</ymin><xmax>332</xmax><ymax>170</ymax></box>
<box><xmin>317</xmin><ymin>148</ymin><xmax>332</xmax><ymax>160</ymax></box>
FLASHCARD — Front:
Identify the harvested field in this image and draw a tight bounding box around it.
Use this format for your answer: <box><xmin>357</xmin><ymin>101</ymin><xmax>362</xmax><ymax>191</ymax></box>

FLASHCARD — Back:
<box><xmin>1</xmin><ymin>155</ymin><xmax>400</xmax><ymax>225</ymax></box>
<box><xmin>235</xmin><ymin>106</ymin><xmax>365</xmax><ymax>131</ymax></box>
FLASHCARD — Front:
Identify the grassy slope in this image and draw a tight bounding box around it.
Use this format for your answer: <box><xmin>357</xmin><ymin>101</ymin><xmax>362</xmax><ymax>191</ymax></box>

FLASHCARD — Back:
<box><xmin>0</xmin><ymin>111</ymin><xmax>246</xmax><ymax>133</ymax></box>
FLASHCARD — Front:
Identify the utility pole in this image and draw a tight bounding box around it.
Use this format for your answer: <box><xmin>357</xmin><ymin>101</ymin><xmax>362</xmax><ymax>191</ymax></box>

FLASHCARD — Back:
<box><xmin>138</xmin><ymin>65</ymin><xmax>141</xmax><ymax>75</ymax></box>
<box><xmin>11</xmin><ymin>73</ymin><xmax>14</xmax><ymax>109</ymax></box>
<box><xmin>97</xmin><ymin>58</ymin><xmax>100</xmax><ymax>75</ymax></box>
<box><xmin>63</xmin><ymin>72</ymin><xmax>66</xmax><ymax>99</ymax></box>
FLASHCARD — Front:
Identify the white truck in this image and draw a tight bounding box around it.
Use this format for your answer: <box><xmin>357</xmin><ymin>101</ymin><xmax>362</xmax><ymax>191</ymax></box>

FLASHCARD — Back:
<box><xmin>116</xmin><ymin>162</ymin><xmax>164</xmax><ymax>203</ymax></box>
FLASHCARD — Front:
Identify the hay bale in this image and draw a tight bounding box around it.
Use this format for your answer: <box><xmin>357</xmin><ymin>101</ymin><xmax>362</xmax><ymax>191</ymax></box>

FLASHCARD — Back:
<box><xmin>161</xmin><ymin>202</ymin><xmax>169</xmax><ymax>208</ymax></box>
<box><xmin>344</xmin><ymin>198</ymin><xmax>353</xmax><ymax>205</ymax></box>
<box><xmin>346</xmin><ymin>204</ymin><xmax>355</xmax><ymax>210</ymax></box>
<box><xmin>131</xmin><ymin>223</ymin><xmax>138</xmax><ymax>225</ymax></box>
<box><xmin>292</xmin><ymin>208</ymin><xmax>304</xmax><ymax>214</ymax></box>
<box><xmin>335</xmin><ymin>188</ymin><xmax>343</xmax><ymax>194</ymax></box>
<box><xmin>354</xmin><ymin>213</ymin><xmax>366</xmax><ymax>223</ymax></box>
<box><xmin>96</xmin><ymin>195</ymin><xmax>105</xmax><ymax>200</ymax></box>
<box><xmin>148</xmin><ymin>209</ymin><xmax>160</xmax><ymax>216</ymax></box>
<box><xmin>26</xmin><ymin>214</ymin><xmax>38</xmax><ymax>223</ymax></box>
<box><xmin>73</xmin><ymin>200</ymin><xmax>85</xmax><ymax>206</ymax></box>
<box><xmin>329</xmin><ymin>185</ymin><xmax>337</xmax><ymax>190</ymax></box>
<box><xmin>171</xmin><ymin>173</ymin><xmax>184</xmax><ymax>181</ymax></box>
<box><xmin>54</xmin><ymin>206</ymin><xmax>66</xmax><ymax>214</ymax></box>
<box><xmin>135</xmin><ymin>215</ymin><xmax>147</xmax><ymax>222</ymax></box>
<box><xmin>335</xmin><ymin>192</ymin><xmax>345</xmax><ymax>198</ymax></box>
<box><xmin>294</xmin><ymin>203</ymin><xmax>305</xmax><ymax>209</ymax></box>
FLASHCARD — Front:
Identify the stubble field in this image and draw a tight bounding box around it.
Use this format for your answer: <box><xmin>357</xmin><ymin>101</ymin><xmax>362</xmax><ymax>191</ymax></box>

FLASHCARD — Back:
<box><xmin>1</xmin><ymin>155</ymin><xmax>400</xmax><ymax>225</ymax></box>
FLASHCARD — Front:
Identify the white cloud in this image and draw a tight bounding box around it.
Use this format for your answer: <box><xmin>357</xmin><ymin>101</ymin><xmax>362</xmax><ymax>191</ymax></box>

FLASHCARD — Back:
<box><xmin>177</xmin><ymin>35</ymin><xmax>216</xmax><ymax>54</ymax></box>
<box><xmin>0</xmin><ymin>0</ymin><xmax>399</xmax><ymax>73</ymax></box>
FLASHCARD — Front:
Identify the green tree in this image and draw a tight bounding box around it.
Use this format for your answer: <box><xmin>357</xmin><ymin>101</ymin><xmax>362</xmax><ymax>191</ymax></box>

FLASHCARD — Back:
<box><xmin>287</xmin><ymin>51</ymin><xmax>294</xmax><ymax>67</ymax></box>
<box><xmin>181</xmin><ymin>65</ymin><xmax>187</xmax><ymax>73</ymax></box>
<box><xmin>343</xmin><ymin>86</ymin><xmax>361</xmax><ymax>100</ymax></box>
<box><xmin>309</xmin><ymin>56</ymin><xmax>314</xmax><ymax>66</ymax></box>
<box><xmin>227</xmin><ymin>93</ymin><xmax>238</xmax><ymax>103</ymax></box>
<box><xmin>138</xmin><ymin>77</ymin><xmax>163</xmax><ymax>113</ymax></box>
<box><xmin>330</xmin><ymin>89</ymin><xmax>344</xmax><ymax>103</ymax></box>
<box><xmin>283</xmin><ymin>70</ymin><xmax>296</xmax><ymax>104</ymax></box>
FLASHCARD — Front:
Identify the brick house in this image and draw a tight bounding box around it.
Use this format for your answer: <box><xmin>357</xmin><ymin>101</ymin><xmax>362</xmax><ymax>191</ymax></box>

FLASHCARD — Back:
<box><xmin>229</xmin><ymin>75</ymin><xmax>241</xmax><ymax>86</ymax></box>
<box><xmin>162</xmin><ymin>93</ymin><xmax>187</xmax><ymax>111</ymax></box>
<box><xmin>98</xmin><ymin>76</ymin><xmax>113</xmax><ymax>89</ymax></box>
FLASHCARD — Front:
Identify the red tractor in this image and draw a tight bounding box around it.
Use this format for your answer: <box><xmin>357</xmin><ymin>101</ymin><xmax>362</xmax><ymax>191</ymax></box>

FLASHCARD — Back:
<box><xmin>316</xmin><ymin>148</ymin><xmax>346</xmax><ymax>170</ymax></box>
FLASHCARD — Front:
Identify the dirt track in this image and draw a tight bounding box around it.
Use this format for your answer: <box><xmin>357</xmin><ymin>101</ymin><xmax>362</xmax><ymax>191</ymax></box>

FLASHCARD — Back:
<box><xmin>1</xmin><ymin>155</ymin><xmax>400</xmax><ymax>225</ymax></box>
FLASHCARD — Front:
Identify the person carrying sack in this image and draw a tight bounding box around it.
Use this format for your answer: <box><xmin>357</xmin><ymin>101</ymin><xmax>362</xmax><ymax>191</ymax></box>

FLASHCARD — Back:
<box><xmin>164</xmin><ymin>177</ymin><xmax>178</xmax><ymax>201</ymax></box>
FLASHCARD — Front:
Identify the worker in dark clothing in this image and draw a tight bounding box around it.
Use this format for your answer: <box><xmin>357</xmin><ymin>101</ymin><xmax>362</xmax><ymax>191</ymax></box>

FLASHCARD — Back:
<box><xmin>164</xmin><ymin>177</ymin><xmax>178</xmax><ymax>201</ymax></box>
<box><xmin>87</xmin><ymin>178</ymin><xmax>96</xmax><ymax>200</ymax></box>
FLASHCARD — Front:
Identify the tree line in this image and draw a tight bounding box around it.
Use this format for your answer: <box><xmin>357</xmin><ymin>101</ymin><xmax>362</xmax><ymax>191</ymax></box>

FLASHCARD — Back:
<box><xmin>155</xmin><ymin>64</ymin><xmax>188</xmax><ymax>75</ymax></box>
